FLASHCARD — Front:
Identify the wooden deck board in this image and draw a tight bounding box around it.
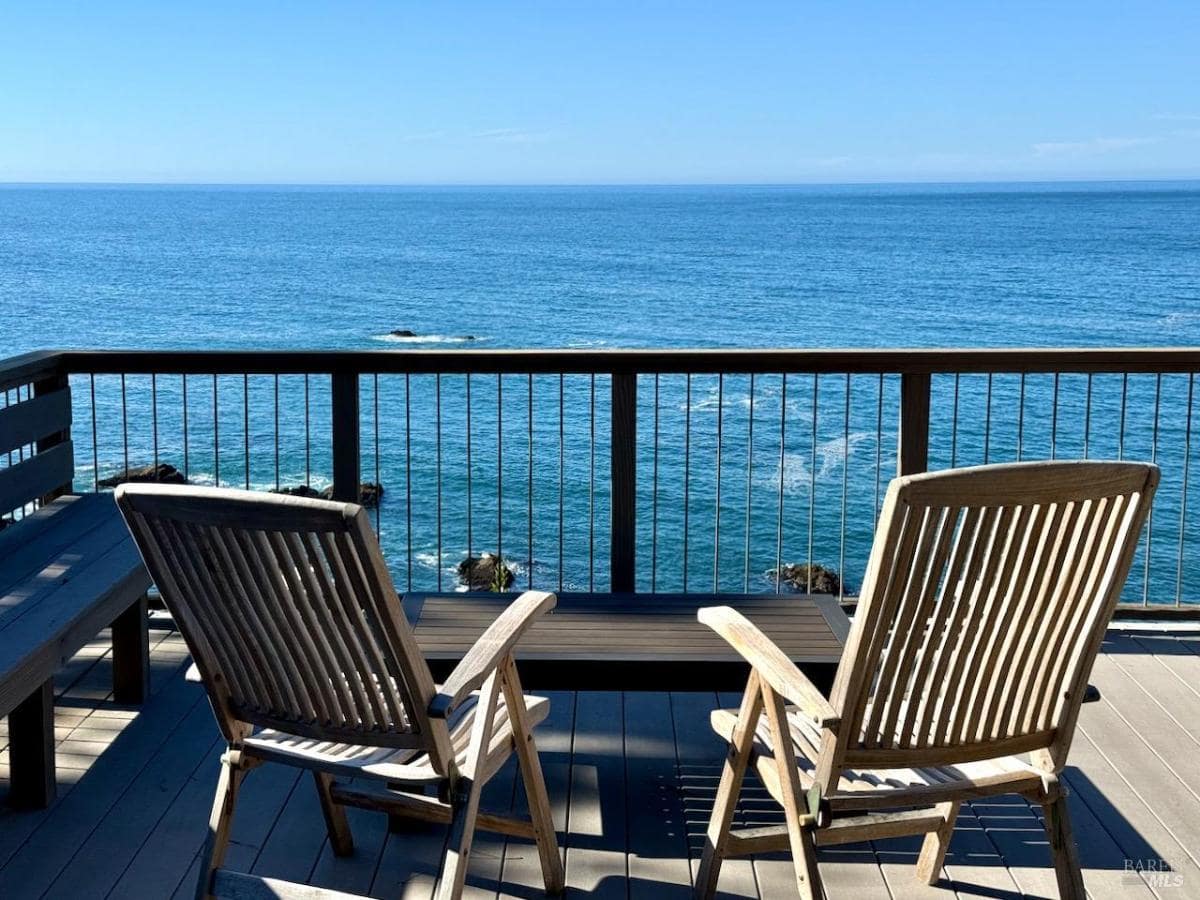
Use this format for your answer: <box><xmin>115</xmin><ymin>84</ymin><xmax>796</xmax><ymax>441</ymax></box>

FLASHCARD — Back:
<box><xmin>3</xmin><ymin>626</ymin><xmax>1200</xmax><ymax>898</ymax></box>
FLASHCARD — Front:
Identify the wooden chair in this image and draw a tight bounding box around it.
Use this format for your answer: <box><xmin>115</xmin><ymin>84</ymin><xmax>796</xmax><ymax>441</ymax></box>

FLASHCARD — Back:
<box><xmin>695</xmin><ymin>460</ymin><xmax>1159</xmax><ymax>900</ymax></box>
<box><xmin>114</xmin><ymin>484</ymin><xmax>564</xmax><ymax>900</ymax></box>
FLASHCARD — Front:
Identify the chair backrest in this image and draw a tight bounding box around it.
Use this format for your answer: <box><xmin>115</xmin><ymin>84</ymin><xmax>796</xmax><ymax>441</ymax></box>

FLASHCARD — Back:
<box><xmin>115</xmin><ymin>484</ymin><xmax>446</xmax><ymax>762</ymax></box>
<box><xmin>825</xmin><ymin>460</ymin><xmax>1157</xmax><ymax>777</ymax></box>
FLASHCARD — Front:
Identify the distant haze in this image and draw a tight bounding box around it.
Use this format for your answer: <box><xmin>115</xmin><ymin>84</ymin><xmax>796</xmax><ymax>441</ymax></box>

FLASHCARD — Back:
<box><xmin>2</xmin><ymin>2</ymin><xmax>1199</xmax><ymax>185</ymax></box>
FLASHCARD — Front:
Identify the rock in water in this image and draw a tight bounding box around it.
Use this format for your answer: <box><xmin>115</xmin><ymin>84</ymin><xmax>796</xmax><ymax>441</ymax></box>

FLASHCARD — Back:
<box><xmin>390</xmin><ymin>329</ymin><xmax>418</xmax><ymax>337</ymax></box>
<box><xmin>98</xmin><ymin>463</ymin><xmax>187</xmax><ymax>488</ymax></box>
<box><xmin>769</xmin><ymin>562</ymin><xmax>845</xmax><ymax>595</ymax></box>
<box><xmin>273</xmin><ymin>482</ymin><xmax>384</xmax><ymax>508</ymax></box>
<box><xmin>457</xmin><ymin>553</ymin><xmax>515</xmax><ymax>591</ymax></box>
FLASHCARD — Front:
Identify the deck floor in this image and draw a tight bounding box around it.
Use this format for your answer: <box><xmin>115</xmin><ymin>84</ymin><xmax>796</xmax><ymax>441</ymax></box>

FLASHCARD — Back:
<box><xmin>1</xmin><ymin>620</ymin><xmax>1199</xmax><ymax>899</ymax></box>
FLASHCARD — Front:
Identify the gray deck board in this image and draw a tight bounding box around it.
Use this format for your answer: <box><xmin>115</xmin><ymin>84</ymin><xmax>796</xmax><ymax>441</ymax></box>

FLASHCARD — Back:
<box><xmin>3</xmin><ymin>626</ymin><xmax>1200</xmax><ymax>898</ymax></box>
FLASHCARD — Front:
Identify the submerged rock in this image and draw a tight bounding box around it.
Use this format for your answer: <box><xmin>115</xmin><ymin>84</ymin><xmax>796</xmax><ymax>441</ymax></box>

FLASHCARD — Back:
<box><xmin>769</xmin><ymin>562</ymin><xmax>845</xmax><ymax>595</ymax></box>
<box><xmin>98</xmin><ymin>463</ymin><xmax>187</xmax><ymax>488</ymax></box>
<box><xmin>272</xmin><ymin>482</ymin><xmax>384</xmax><ymax>508</ymax></box>
<box><xmin>390</xmin><ymin>329</ymin><xmax>418</xmax><ymax>337</ymax></box>
<box><xmin>0</xmin><ymin>518</ymin><xmax>11</xmax><ymax>533</ymax></box>
<box><xmin>457</xmin><ymin>553</ymin><xmax>515</xmax><ymax>592</ymax></box>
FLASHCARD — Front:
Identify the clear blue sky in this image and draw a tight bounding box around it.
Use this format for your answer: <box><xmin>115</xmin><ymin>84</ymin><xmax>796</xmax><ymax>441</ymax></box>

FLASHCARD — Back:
<box><xmin>3</xmin><ymin>1</ymin><xmax>1198</xmax><ymax>184</ymax></box>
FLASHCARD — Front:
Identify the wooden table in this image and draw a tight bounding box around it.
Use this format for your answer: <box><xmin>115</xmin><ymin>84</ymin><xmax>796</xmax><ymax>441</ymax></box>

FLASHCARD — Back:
<box><xmin>404</xmin><ymin>592</ymin><xmax>849</xmax><ymax>692</ymax></box>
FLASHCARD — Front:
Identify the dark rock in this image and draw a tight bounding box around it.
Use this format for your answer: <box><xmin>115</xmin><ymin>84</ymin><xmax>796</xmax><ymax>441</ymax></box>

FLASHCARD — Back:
<box><xmin>98</xmin><ymin>463</ymin><xmax>187</xmax><ymax>488</ymax></box>
<box><xmin>457</xmin><ymin>553</ymin><xmax>515</xmax><ymax>592</ymax></box>
<box><xmin>273</xmin><ymin>482</ymin><xmax>384</xmax><ymax>508</ymax></box>
<box><xmin>273</xmin><ymin>485</ymin><xmax>323</xmax><ymax>499</ymax></box>
<box><xmin>461</xmin><ymin>335</ymin><xmax>476</xmax><ymax>341</ymax></box>
<box><xmin>0</xmin><ymin>518</ymin><xmax>11</xmax><ymax>533</ymax></box>
<box><xmin>390</xmin><ymin>329</ymin><xmax>418</xmax><ymax>337</ymax></box>
<box><xmin>769</xmin><ymin>562</ymin><xmax>845</xmax><ymax>595</ymax></box>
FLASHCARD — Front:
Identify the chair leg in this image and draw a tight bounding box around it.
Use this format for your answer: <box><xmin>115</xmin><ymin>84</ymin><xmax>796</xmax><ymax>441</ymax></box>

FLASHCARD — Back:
<box><xmin>1042</xmin><ymin>791</ymin><xmax>1086</xmax><ymax>900</ymax></box>
<box><xmin>915</xmin><ymin>800</ymin><xmax>960</xmax><ymax>885</ymax></box>
<box><xmin>696</xmin><ymin>674</ymin><xmax>764</xmax><ymax>900</ymax></box>
<box><xmin>195</xmin><ymin>750</ymin><xmax>247</xmax><ymax>900</ymax></box>
<box><xmin>792</xmin><ymin>824</ymin><xmax>822</xmax><ymax>900</ymax></box>
<box><xmin>502</xmin><ymin>657</ymin><xmax>564</xmax><ymax>894</ymax></box>
<box><xmin>313</xmin><ymin>771</ymin><xmax>354</xmax><ymax>857</ymax></box>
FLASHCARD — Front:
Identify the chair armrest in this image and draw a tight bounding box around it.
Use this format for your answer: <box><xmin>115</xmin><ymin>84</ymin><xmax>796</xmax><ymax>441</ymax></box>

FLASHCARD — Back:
<box><xmin>698</xmin><ymin>606</ymin><xmax>840</xmax><ymax>729</ymax></box>
<box><xmin>429</xmin><ymin>590</ymin><xmax>557</xmax><ymax>718</ymax></box>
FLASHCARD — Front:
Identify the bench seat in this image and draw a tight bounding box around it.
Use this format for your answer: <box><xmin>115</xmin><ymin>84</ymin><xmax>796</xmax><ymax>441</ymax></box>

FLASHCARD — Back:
<box><xmin>0</xmin><ymin>493</ymin><xmax>152</xmax><ymax>808</ymax></box>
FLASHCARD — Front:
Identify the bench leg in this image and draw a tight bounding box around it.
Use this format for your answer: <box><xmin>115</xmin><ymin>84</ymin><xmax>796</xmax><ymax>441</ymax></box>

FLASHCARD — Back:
<box><xmin>112</xmin><ymin>594</ymin><xmax>150</xmax><ymax>704</ymax></box>
<box><xmin>8</xmin><ymin>679</ymin><xmax>56</xmax><ymax>809</ymax></box>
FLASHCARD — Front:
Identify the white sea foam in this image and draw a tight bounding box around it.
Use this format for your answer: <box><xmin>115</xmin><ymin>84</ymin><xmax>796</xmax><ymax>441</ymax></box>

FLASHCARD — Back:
<box><xmin>755</xmin><ymin>431</ymin><xmax>875</xmax><ymax>494</ymax></box>
<box><xmin>371</xmin><ymin>333</ymin><xmax>488</xmax><ymax>345</ymax></box>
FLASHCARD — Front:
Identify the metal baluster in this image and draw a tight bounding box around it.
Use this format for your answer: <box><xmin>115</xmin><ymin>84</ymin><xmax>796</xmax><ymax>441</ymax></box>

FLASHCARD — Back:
<box><xmin>713</xmin><ymin>373</ymin><xmax>724</xmax><ymax>592</ymax></box>
<box><xmin>212</xmin><ymin>374</ymin><xmax>219</xmax><ymax>487</ymax></box>
<box><xmin>652</xmin><ymin>374</ymin><xmax>660</xmax><ymax>592</ymax></box>
<box><xmin>304</xmin><ymin>374</ymin><xmax>311</xmax><ymax>487</ymax></box>
<box><xmin>1118</xmin><ymin>373</ymin><xmax>1128</xmax><ymax>460</ymax></box>
<box><xmin>1050</xmin><ymin>373</ymin><xmax>1060</xmax><ymax>460</ymax></box>
<box><xmin>373</xmin><ymin>374</ymin><xmax>380</xmax><ymax>536</ymax></box>
<box><xmin>683</xmin><ymin>374</ymin><xmax>691</xmax><ymax>592</ymax></box>
<box><xmin>1017</xmin><ymin>372</ymin><xmax>1026</xmax><ymax>461</ymax></box>
<box><xmin>1176</xmin><ymin>373</ymin><xmax>1194</xmax><ymax>607</ymax></box>
<box><xmin>272</xmin><ymin>374</ymin><xmax>280</xmax><ymax>490</ymax></box>
<box><xmin>90</xmin><ymin>374</ymin><xmax>99</xmax><ymax>491</ymax></box>
<box><xmin>743</xmin><ymin>373</ymin><xmax>755</xmax><ymax>592</ymax></box>
<box><xmin>983</xmin><ymin>373</ymin><xmax>992</xmax><ymax>465</ymax></box>
<box><xmin>874</xmin><ymin>373</ymin><xmax>883</xmax><ymax>521</ymax></box>
<box><xmin>243</xmin><ymin>374</ymin><xmax>250</xmax><ymax>489</ymax></box>
<box><xmin>839</xmin><ymin>374</ymin><xmax>850</xmax><ymax>602</ymax></box>
<box><xmin>498</xmin><ymin>374</ymin><xmax>504</xmax><ymax>567</ymax></box>
<box><xmin>151</xmin><ymin>373</ymin><xmax>159</xmax><ymax>477</ymax></box>
<box><xmin>1144</xmin><ymin>373</ymin><xmax>1161</xmax><ymax>606</ymax></box>
<box><xmin>466</xmin><ymin>374</ymin><xmax>473</xmax><ymax>564</ymax></box>
<box><xmin>121</xmin><ymin>373</ymin><xmax>129</xmax><ymax>478</ymax></box>
<box><xmin>589</xmin><ymin>373</ymin><xmax>596</xmax><ymax>592</ymax></box>
<box><xmin>950</xmin><ymin>373</ymin><xmax>960</xmax><ymax>468</ymax></box>
<box><xmin>558</xmin><ymin>373</ymin><xmax>564</xmax><ymax>592</ymax></box>
<box><xmin>1084</xmin><ymin>374</ymin><xmax>1093</xmax><ymax>457</ymax></box>
<box><xmin>436</xmin><ymin>374</ymin><xmax>443</xmax><ymax>589</ymax></box>
<box><xmin>182</xmin><ymin>375</ymin><xmax>189</xmax><ymax>481</ymax></box>
<box><xmin>807</xmin><ymin>375</ymin><xmax>818</xmax><ymax>593</ymax></box>
<box><xmin>776</xmin><ymin>373</ymin><xmax>787</xmax><ymax>592</ymax></box>
<box><xmin>405</xmin><ymin>373</ymin><xmax>412</xmax><ymax>591</ymax></box>
<box><xmin>532</xmin><ymin>374</ymin><xmax>537</xmax><ymax>592</ymax></box>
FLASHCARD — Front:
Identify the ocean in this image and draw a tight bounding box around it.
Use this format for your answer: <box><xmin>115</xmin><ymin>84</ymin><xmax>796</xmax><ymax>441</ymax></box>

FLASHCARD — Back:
<box><xmin>2</xmin><ymin>182</ymin><xmax>1199</xmax><ymax>602</ymax></box>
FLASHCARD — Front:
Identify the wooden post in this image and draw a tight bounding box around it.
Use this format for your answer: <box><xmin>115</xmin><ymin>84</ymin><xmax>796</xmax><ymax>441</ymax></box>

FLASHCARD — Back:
<box><xmin>610</xmin><ymin>372</ymin><xmax>637</xmax><ymax>593</ymax></box>
<box><xmin>330</xmin><ymin>372</ymin><xmax>360</xmax><ymax>504</ymax></box>
<box><xmin>112</xmin><ymin>594</ymin><xmax>150</xmax><ymax>704</ymax></box>
<box><xmin>33</xmin><ymin>371</ymin><xmax>72</xmax><ymax>503</ymax></box>
<box><xmin>8</xmin><ymin>678</ymin><xmax>56</xmax><ymax>809</ymax></box>
<box><xmin>898</xmin><ymin>373</ymin><xmax>931</xmax><ymax>476</ymax></box>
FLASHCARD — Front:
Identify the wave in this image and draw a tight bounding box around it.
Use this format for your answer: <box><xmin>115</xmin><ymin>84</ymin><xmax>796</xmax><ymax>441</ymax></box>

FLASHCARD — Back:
<box><xmin>371</xmin><ymin>333</ymin><xmax>487</xmax><ymax>345</ymax></box>
<box><xmin>1158</xmin><ymin>311</ymin><xmax>1200</xmax><ymax>330</ymax></box>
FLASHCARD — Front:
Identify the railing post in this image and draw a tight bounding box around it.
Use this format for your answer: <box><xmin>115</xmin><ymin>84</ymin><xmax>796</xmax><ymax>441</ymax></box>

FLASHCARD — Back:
<box><xmin>331</xmin><ymin>372</ymin><xmax>360</xmax><ymax>503</ymax></box>
<box><xmin>611</xmin><ymin>371</ymin><xmax>637</xmax><ymax>593</ymax></box>
<box><xmin>34</xmin><ymin>369</ymin><xmax>72</xmax><ymax>502</ymax></box>
<box><xmin>898</xmin><ymin>372</ymin><xmax>931</xmax><ymax>476</ymax></box>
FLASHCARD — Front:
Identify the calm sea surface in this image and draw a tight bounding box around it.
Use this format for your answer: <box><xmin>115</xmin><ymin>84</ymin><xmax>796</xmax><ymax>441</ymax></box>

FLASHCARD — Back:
<box><xmin>2</xmin><ymin>183</ymin><xmax>1199</xmax><ymax>601</ymax></box>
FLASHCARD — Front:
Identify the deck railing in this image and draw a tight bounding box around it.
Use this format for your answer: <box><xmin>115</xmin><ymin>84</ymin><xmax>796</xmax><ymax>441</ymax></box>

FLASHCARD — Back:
<box><xmin>2</xmin><ymin>348</ymin><xmax>1198</xmax><ymax>612</ymax></box>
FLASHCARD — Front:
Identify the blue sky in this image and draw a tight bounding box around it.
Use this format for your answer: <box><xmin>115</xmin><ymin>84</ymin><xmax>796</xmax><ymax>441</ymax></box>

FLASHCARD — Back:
<box><xmin>2</xmin><ymin>2</ymin><xmax>1198</xmax><ymax>184</ymax></box>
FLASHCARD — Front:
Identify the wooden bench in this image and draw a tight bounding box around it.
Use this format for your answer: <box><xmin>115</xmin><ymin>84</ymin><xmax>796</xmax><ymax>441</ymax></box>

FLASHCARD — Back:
<box><xmin>0</xmin><ymin>371</ymin><xmax>152</xmax><ymax>808</ymax></box>
<box><xmin>404</xmin><ymin>592</ymin><xmax>850</xmax><ymax>692</ymax></box>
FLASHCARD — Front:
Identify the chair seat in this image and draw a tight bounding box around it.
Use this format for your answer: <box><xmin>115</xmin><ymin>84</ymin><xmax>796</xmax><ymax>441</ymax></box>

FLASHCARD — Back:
<box><xmin>711</xmin><ymin>706</ymin><xmax>1045</xmax><ymax>806</ymax></box>
<box><xmin>244</xmin><ymin>691</ymin><xmax>549</xmax><ymax>785</ymax></box>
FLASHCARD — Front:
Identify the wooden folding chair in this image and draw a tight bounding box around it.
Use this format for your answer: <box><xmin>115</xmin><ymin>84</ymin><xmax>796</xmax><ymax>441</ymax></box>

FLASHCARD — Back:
<box><xmin>115</xmin><ymin>484</ymin><xmax>564</xmax><ymax>900</ymax></box>
<box><xmin>696</xmin><ymin>461</ymin><xmax>1158</xmax><ymax>899</ymax></box>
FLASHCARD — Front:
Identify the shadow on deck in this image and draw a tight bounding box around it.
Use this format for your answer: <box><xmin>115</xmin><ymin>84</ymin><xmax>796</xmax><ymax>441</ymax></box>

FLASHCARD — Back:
<box><xmin>1</xmin><ymin>622</ymin><xmax>1198</xmax><ymax>899</ymax></box>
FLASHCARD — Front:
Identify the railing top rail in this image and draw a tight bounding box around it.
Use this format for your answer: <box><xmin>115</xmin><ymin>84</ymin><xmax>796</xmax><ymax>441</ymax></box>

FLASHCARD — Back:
<box><xmin>0</xmin><ymin>350</ymin><xmax>67</xmax><ymax>393</ymax></box>
<box><xmin>25</xmin><ymin>346</ymin><xmax>1200</xmax><ymax>377</ymax></box>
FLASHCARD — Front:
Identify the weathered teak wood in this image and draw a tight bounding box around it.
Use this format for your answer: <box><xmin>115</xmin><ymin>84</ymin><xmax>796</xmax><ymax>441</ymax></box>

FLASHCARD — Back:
<box><xmin>696</xmin><ymin>460</ymin><xmax>1158</xmax><ymax>900</ymax></box>
<box><xmin>0</xmin><ymin>492</ymin><xmax>153</xmax><ymax>808</ymax></box>
<box><xmin>406</xmin><ymin>591</ymin><xmax>845</xmax><ymax>691</ymax></box>
<box><xmin>114</xmin><ymin>484</ymin><xmax>564</xmax><ymax>900</ymax></box>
